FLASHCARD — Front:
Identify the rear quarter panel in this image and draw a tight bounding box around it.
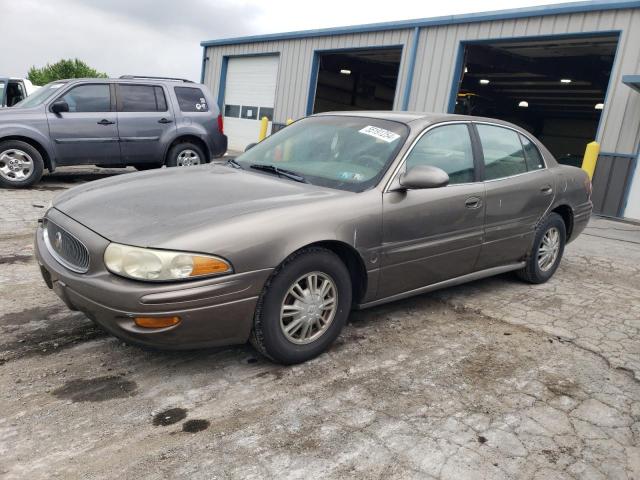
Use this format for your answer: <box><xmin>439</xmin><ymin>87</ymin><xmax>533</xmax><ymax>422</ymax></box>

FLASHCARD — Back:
<box><xmin>551</xmin><ymin>165</ymin><xmax>592</xmax><ymax>241</ymax></box>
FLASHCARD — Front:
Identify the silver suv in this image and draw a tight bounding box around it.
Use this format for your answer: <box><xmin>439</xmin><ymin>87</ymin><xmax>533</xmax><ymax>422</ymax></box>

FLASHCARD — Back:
<box><xmin>0</xmin><ymin>76</ymin><xmax>227</xmax><ymax>188</ymax></box>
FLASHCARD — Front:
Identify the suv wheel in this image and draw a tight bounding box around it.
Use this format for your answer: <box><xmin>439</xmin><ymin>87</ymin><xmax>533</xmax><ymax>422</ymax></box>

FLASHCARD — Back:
<box><xmin>517</xmin><ymin>212</ymin><xmax>566</xmax><ymax>284</ymax></box>
<box><xmin>166</xmin><ymin>142</ymin><xmax>206</xmax><ymax>167</ymax></box>
<box><xmin>0</xmin><ymin>140</ymin><xmax>44</xmax><ymax>188</ymax></box>
<box><xmin>251</xmin><ymin>247</ymin><xmax>352</xmax><ymax>364</ymax></box>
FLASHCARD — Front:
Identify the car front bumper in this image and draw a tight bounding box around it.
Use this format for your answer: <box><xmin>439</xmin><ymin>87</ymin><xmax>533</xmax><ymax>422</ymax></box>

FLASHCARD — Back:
<box><xmin>35</xmin><ymin>209</ymin><xmax>271</xmax><ymax>349</ymax></box>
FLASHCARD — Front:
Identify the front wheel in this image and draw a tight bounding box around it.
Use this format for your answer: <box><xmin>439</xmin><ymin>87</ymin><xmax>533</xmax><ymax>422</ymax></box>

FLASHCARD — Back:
<box><xmin>251</xmin><ymin>247</ymin><xmax>352</xmax><ymax>364</ymax></box>
<box><xmin>517</xmin><ymin>212</ymin><xmax>566</xmax><ymax>284</ymax></box>
<box><xmin>166</xmin><ymin>142</ymin><xmax>206</xmax><ymax>167</ymax></box>
<box><xmin>0</xmin><ymin>140</ymin><xmax>44</xmax><ymax>188</ymax></box>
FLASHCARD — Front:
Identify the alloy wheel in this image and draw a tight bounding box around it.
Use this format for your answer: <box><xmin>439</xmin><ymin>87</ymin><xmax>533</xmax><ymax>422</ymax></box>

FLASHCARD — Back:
<box><xmin>280</xmin><ymin>272</ymin><xmax>338</xmax><ymax>345</ymax></box>
<box><xmin>0</xmin><ymin>149</ymin><xmax>34</xmax><ymax>182</ymax></box>
<box><xmin>538</xmin><ymin>227</ymin><xmax>560</xmax><ymax>272</ymax></box>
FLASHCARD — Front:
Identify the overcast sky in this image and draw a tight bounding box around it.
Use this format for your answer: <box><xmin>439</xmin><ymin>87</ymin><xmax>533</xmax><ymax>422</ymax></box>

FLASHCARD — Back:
<box><xmin>0</xmin><ymin>0</ymin><xmax>577</xmax><ymax>83</ymax></box>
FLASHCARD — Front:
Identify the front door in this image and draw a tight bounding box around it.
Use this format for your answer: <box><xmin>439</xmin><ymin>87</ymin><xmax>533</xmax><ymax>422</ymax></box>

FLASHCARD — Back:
<box><xmin>115</xmin><ymin>83</ymin><xmax>176</xmax><ymax>165</ymax></box>
<box><xmin>379</xmin><ymin>123</ymin><xmax>485</xmax><ymax>299</ymax></box>
<box><xmin>46</xmin><ymin>83</ymin><xmax>120</xmax><ymax>165</ymax></box>
<box><xmin>473</xmin><ymin>123</ymin><xmax>556</xmax><ymax>270</ymax></box>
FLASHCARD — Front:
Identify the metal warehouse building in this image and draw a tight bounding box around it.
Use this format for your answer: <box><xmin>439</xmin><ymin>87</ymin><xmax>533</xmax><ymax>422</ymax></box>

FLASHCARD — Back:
<box><xmin>200</xmin><ymin>0</ymin><xmax>640</xmax><ymax>220</ymax></box>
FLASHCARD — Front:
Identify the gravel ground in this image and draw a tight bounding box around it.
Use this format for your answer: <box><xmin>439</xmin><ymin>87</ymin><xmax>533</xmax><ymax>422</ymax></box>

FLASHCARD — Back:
<box><xmin>1</xmin><ymin>166</ymin><xmax>639</xmax><ymax>479</ymax></box>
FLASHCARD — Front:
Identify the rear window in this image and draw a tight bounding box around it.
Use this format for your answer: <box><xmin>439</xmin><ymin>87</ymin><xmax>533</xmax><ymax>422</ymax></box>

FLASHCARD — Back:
<box><xmin>174</xmin><ymin>87</ymin><xmax>208</xmax><ymax>112</ymax></box>
<box><xmin>118</xmin><ymin>84</ymin><xmax>167</xmax><ymax>112</ymax></box>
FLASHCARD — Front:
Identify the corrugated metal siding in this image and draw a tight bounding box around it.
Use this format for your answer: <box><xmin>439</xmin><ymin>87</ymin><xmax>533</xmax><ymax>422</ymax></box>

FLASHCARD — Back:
<box><xmin>204</xmin><ymin>30</ymin><xmax>414</xmax><ymax>124</ymax></box>
<box><xmin>409</xmin><ymin>8</ymin><xmax>640</xmax><ymax>155</ymax></box>
<box><xmin>592</xmin><ymin>154</ymin><xmax>636</xmax><ymax>216</ymax></box>
<box><xmin>204</xmin><ymin>7</ymin><xmax>640</xmax><ymax>155</ymax></box>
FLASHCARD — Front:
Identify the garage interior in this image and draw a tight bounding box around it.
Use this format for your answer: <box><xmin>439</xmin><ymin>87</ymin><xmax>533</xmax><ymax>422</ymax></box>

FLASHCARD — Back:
<box><xmin>453</xmin><ymin>34</ymin><xmax>619</xmax><ymax>166</ymax></box>
<box><xmin>312</xmin><ymin>48</ymin><xmax>402</xmax><ymax>113</ymax></box>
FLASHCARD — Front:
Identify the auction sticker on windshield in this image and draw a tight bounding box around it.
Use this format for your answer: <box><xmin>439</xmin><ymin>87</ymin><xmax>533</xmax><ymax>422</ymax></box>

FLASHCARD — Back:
<box><xmin>358</xmin><ymin>125</ymin><xmax>401</xmax><ymax>143</ymax></box>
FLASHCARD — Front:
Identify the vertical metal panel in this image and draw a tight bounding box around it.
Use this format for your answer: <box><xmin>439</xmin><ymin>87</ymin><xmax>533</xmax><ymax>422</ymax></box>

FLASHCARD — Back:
<box><xmin>592</xmin><ymin>154</ymin><xmax>634</xmax><ymax>216</ymax></box>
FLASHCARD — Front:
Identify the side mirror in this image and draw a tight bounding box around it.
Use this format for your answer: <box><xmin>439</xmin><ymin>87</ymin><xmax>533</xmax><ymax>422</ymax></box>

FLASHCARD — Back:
<box><xmin>51</xmin><ymin>100</ymin><xmax>69</xmax><ymax>114</ymax></box>
<box><xmin>399</xmin><ymin>165</ymin><xmax>449</xmax><ymax>190</ymax></box>
<box><xmin>245</xmin><ymin>142</ymin><xmax>257</xmax><ymax>152</ymax></box>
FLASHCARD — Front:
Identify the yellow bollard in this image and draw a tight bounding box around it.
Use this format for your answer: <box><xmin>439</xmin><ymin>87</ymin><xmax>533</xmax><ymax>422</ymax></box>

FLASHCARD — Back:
<box><xmin>258</xmin><ymin>116</ymin><xmax>269</xmax><ymax>141</ymax></box>
<box><xmin>581</xmin><ymin>141</ymin><xmax>600</xmax><ymax>180</ymax></box>
<box><xmin>286</xmin><ymin>118</ymin><xmax>293</xmax><ymax>125</ymax></box>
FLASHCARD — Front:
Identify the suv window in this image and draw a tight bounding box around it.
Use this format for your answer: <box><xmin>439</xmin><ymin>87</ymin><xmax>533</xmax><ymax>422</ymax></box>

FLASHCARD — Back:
<box><xmin>476</xmin><ymin>124</ymin><xmax>527</xmax><ymax>180</ymax></box>
<box><xmin>405</xmin><ymin>124</ymin><xmax>475</xmax><ymax>184</ymax></box>
<box><xmin>118</xmin><ymin>84</ymin><xmax>167</xmax><ymax>112</ymax></box>
<box><xmin>60</xmin><ymin>84</ymin><xmax>110</xmax><ymax>112</ymax></box>
<box><xmin>520</xmin><ymin>134</ymin><xmax>545</xmax><ymax>171</ymax></box>
<box><xmin>174</xmin><ymin>87</ymin><xmax>208</xmax><ymax>112</ymax></box>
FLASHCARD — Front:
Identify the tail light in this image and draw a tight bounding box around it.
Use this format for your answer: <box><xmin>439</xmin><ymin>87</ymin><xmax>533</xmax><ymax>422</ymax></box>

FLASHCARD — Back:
<box><xmin>217</xmin><ymin>114</ymin><xmax>224</xmax><ymax>134</ymax></box>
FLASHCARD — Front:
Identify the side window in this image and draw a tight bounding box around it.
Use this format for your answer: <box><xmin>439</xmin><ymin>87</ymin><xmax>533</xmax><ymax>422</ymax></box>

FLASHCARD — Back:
<box><xmin>60</xmin><ymin>84</ymin><xmax>110</xmax><ymax>113</ymax></box>
<box><xmin>118</xmin><ymin>84</ymin><xmax>167</xmax><ymax>112</ymax></box>
<box><xmin>405</xmin><ymin>124</ymin><xmax>475</xmax><ymax>184</ymax></box>
<box><xmin>520</xmin><ymin>134</ymin><xmax>545</xmax><ymax>171</ymax></box>
<box><xmin>476</xmin><ymin>124</ymin><xmax>527</xmax><ymax>180</ymax></box>
<box><xmin>174</xmin><ymin>87</ymin><xmax>208</xmax><ymax>112</ymax></box>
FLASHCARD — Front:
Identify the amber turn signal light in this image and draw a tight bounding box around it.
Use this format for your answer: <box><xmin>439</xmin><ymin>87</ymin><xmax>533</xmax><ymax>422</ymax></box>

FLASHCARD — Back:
<box><xmin>134</xmin><ymin>316</ymin><xmax>181</xmax><ymax>328</ymax></box>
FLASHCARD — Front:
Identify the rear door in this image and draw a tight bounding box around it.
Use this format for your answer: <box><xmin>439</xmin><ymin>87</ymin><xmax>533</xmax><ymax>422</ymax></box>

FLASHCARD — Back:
<box><xmin>115</xmin><ymin>83</ymin><xmax>175</xmax><ymax>165</ymax></box>
<box><xmin>46</xmin><ymin>83</ymin><xmax>120</xmax><ymax>165</ymax></box>
<box><xmin>379</xmin><ymin>122</ymin><xmax>485</xmax><ymax>299</ymax></box>
<box><xmin>473</xmin><ymin>122</ymin><xmax>555</xmax><ymax>270</ymax></box>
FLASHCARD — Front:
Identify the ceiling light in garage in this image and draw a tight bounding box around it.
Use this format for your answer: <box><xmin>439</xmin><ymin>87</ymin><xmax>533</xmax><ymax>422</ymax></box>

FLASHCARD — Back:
<box><xmin>464</xmin><ymin>66</ymin><xmax>468</xmax><ymax>73</ymax></box>
<box><xmin>595</xmin><ymin>103</ymin><xmax>604</xmax><ymax>110</ymax></box>
<box><xmin>479</xmin><ymin>79</ymin><xmax>490</xmax><ymax>85</ymax></box>
<box><xmin>560</xmin><ymin>79</ymin><xmax>572</xmax><ymax>83</ymax></box>
<box><xmin>518</xmin><ymin>101</ymin><xmax>529</xmax><ymax>107</ymax></box>
<box><xmin>340</xmin><ymin>69</ymin><xmax>351</xmax><ymax>75</ymax></box>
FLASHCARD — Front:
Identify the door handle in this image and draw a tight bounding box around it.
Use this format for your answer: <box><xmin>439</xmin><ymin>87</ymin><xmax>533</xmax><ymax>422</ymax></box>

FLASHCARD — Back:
<box><xmin>158</xmin><ymin>118</ymin><xmax>173</xmax><ymax>124</ymax></box>
<box><xmin>540</xmin><ymin>185</ymin><xmax>553</xmax><ymax>195</ymax></box>
<box><xmin>97</xmin><ymin>119</ymin><xmax>115</xmax><ymax>125</ymax></box>
<box><xmin>465</xmin><ymin>196</ymin><xmax>481</xmax><ymax>209</ymax></box>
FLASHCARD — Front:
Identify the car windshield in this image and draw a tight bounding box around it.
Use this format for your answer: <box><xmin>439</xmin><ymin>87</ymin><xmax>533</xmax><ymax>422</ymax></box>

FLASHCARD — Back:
<box><xmin>14</xmin><ymin>81</ymin><xmax>68</xmax><ymax>108</ymax></box>
<box><xmin>234</xmin><ymin>115</ymin><xmax>408</xmax><ymax>192</ymax></box>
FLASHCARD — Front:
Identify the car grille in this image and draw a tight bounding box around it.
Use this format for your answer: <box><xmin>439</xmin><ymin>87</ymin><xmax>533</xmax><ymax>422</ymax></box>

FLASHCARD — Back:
<box><xmin>43</xmin><ymin>219</ymin><xmax>90</xmax><ymax>273</ymax></box>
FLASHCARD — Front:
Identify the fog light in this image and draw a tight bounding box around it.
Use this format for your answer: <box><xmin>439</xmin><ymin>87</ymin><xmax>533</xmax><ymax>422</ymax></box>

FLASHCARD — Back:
<box><xmin>134</xmin><ymin>316</ymin><xmax>181</xmax><ymax>328</ymax></box>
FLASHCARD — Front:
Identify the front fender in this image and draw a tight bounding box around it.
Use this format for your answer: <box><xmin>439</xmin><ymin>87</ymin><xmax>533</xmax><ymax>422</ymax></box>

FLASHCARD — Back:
<box><xmin>0</xmin><ymin>123</ymin><xmax>56</xmax><ymax>170</ymax></box>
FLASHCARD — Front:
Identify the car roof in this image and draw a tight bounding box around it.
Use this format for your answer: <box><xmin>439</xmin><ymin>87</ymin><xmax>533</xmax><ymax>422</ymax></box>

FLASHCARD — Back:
<box><xmin>59</xmin><ymin>77</ymin><xmax>198</xmax><ymax>85</ymax></box>
<box><xmin>314</xmin><ymin>110</ymin><xmax>525</xmax><ymax>130</ymax></box>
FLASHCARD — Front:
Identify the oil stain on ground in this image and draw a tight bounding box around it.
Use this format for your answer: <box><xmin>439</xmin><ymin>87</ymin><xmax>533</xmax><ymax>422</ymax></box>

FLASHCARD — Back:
<box><xmin>153</xmin><ymin>408</ymin><xmax>188</xmax><ymax>426</ymax></box>
<box><xmin>0</xmin><ymin>254</ymin><xmax>33</xmax><ymax>265</ymax></box>
<box><xmin>52</xmin><ymin>376</ymin><xmax>137</xmax><ymax>402</ymax></box>
<box><xmin>182</xmin><ymin>419</ymin><xmax>210</xmax><ymax>433</ymax></box>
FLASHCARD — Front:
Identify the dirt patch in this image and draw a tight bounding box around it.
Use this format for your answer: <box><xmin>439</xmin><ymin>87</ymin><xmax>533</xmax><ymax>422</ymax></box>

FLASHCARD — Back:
<box><xmin>52</xmin><ymin>376</ymin><xmax>137</xmax><ymax>402</ymax></box>
<box><xmin>153</xmin><ymin>408</ymin><xmax>187</xmax><ymax>426</ymax></box>
<box><xmin>0</xmin><ymin>254</ymin><xmax>33</xmax><ymax>265</ymax></box>
<box><xmin>182</xmin><ymin>419</ymin><xmax>210</xmax><ymax>433</ymax></box>
<box><xmin>0</xmin><ymin>306</ymin><xmax>63</xmax><ymax>326</ymax></box>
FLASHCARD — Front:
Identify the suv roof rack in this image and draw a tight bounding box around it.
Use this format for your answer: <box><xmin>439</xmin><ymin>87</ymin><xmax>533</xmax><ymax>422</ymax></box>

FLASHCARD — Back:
<box><xmin>119</xmin><ymin>75</ymin><xmax>194</xmax><ymax>83</ymax></box>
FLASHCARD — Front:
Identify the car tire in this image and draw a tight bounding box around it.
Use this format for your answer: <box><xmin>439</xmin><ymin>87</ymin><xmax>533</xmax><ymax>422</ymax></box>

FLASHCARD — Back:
<box><xmin>133</xmin><ymin>163</ymin><xmax>162</xmax><ymax>171</ymax></box>
<box><xmin>517</xmin><ymin>212</ymin><xmax>566</xmax><ymax>284</ymax></box>
<box><xmin>0</xmin><ymin>140</ymin><xmax>44</xmax><ymax>188</ymax></box>
<box><xmin>251</xmin><ymin>247</ymin><xmax>352</xmax><ymax>364</ymax></box>
<box><xmin>165</xmin><ymin>142</ymin><xmax>206</xmax><ymax>167</ymax></box>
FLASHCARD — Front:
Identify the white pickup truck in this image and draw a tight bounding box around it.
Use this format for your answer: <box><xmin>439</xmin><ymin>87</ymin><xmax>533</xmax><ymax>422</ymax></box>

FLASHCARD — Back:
<box><xmin>0</xmin><ymin>78</ymin><xmax>39</xmax><ymax>107</ymax></box>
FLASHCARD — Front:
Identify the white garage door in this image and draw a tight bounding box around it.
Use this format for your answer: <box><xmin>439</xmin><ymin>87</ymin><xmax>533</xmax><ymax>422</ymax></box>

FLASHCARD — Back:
<box><xmin>223</xmin><ymin>55</ymin><xmax>279</xmax><ymax>151</ymax></box>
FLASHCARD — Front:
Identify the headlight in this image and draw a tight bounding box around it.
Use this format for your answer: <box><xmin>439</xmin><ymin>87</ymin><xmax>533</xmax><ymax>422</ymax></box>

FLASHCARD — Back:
<box><xmin>104</xmin><ymin>243</ymin><xmax>232</xmax><ymax>281</ymax></box>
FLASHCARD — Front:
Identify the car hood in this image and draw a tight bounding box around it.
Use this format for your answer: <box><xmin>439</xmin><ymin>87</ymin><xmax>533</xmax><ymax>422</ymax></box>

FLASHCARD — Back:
<box><xmin>53</xmin><ymin>164</ymin><xmax>347</xmax><ymax>247</ymax></box>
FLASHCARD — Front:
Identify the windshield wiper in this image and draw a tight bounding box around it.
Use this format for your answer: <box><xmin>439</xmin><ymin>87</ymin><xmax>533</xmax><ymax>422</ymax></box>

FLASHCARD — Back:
<box><xmin>250</xmin><ymin>164</ymin><xmax>307</xmax><ymax>183</ymax></box>
<box><xmin>225</xmin><ymin>158</ymin><xmax>243</xmax><ymax>169</ymax></box>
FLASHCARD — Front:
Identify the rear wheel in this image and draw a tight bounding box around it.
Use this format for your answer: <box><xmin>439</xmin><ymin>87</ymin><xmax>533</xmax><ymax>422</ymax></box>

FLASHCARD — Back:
<box><xmin>517</xmin><ymin>212</ymin><xmax>566</xmax><ymax>284</ymax></box>
<box><xmin>251</xmin><ymin>247</ymin><xmax>352</xmax><ymax>364</ymax></box>
<box><xmin>0</xmin><ymin>140</ymin><xmax>44</xmax><ymax>188</ymax></box>
<box><xmin>166</xmin><ymin>142</ymin><xmax>206</xmax><ymax>167</ymax></box>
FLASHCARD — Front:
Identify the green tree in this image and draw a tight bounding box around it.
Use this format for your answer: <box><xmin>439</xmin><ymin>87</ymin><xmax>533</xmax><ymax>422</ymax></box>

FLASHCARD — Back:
<box><xmin>27</xmin><ymin>59</ymin><xmax>108</xmax><ymax>85</ymax></box>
